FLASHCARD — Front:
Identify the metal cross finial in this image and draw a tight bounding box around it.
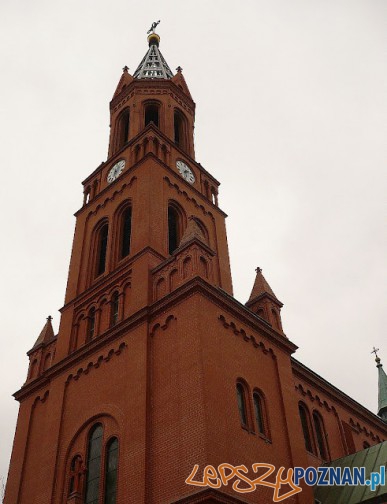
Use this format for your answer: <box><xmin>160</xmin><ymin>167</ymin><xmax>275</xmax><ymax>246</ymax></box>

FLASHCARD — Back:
<box><xmin>47</xmin><ymin>315</ymin><xmax>53</xmax><ymax>322</ymax></box>
<box><xmin>122</xmin><ymin>65</ymin><xmax>129</xmax><ymax>73</ymax></box>
<box><xmin>176</xmin><ymin>66</ymin><xmax>183</xmax><ymax>73</ymax></box>
<box><xmin>371</xmin><ymin>347</ymin><xmax>379</xmax><ymax>358</ymax></box>
<box><xmin>147</xmin><ymin>20</ymin><xmax>160</xmax><ymax>34</ymax></box>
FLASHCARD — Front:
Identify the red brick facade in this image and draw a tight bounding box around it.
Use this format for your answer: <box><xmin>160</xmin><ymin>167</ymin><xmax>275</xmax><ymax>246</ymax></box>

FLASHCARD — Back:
<box><xmin>4</xmin><ymin>36</ymin><xmax>386</xmax><ymax>504</ymax></box>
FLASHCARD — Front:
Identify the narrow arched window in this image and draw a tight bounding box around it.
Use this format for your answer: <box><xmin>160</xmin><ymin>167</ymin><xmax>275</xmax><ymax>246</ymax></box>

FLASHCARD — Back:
<box><xmin>174</xmin><ymin>110</ymin><xmax>186</xmax><ymax>150</ymax></box>
<box><xmin>236</xmin><ymin>383</ymin><xmax>248</xmax><ymax>428</ymax></box>
<box><xmin>69</xmin><ymin>455</ymin><xmax>84</xmax><ymax>496</ymax></box>
<box><xmin>211</xmin><ymin>187</ymin><xmax>217</xmax><ymax>206</ymax></box>
<box><xmin>299</xmin><ymin>403</ymin><xmax>314</xmax><ymax>453</ymax></box>
<box><xmin>313</xmin><ymin>411</ymin><xmax>328</xmax><ymax>460</ymax></box>
<box><xmin>116</xmin><ymin>108</ymin><xmax>130</xmax><ymax>151</ymax></box>
<box><xmin>29</xmin><ymin>359</ymin><xmax>38</xmax><ymax>380</ymax></box>
<box><xmin>86</xmin><ymin>308</ymin><xmax>96</xmax><ymax>342</ymax></box>
<box><xmin>253</xmin><ymin>392</ymin><xmax>266</xmax><ymax>436</ymax></box>
<box><xmin>111</xmin><ymin>292</ymin><xmax>119</xmax><ymax>326</ymax></box>
<box><xmin>145</xmin><ymin>103</ymin><xmax>159</xmax><ymax>127</ymax></box>
<box><xmin>96</xmin><ymin>224</ymin><xmax>109</xmax><ymax>276</ymax></box>
<box><xmin>271</xmin><ymin>309</ymin><xmax>281</xmax><ymax>330</ymax></box>
<box><xmin>104</xmin><ymin>437</ymin><xmax>119</xmax><ymax>504</ymax></box>
<box><xmin>120</xmin><ymin>207</ymin><xmax>132</xmax><ymax>258</ymax></box>
<box><xmin>85</xmin><ymin>424</ymin><xmax>103</xmax><ymax>504</ymax></box>
<box><xmin>84</xmin><ymin>186</ymin><xmax>91</xmax><ymax>206</ymax></box>
<box><xmin>43</xmin><ymin>353</ymin><xmax>51</xmax><ymax>371</ymax></box>
<box><xmin>168</xmin><ymin>206</ymin><xmax>179</xmax><ymax>254</ymax></box>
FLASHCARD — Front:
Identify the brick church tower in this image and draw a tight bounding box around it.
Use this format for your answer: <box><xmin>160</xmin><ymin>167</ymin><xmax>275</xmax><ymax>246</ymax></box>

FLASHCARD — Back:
<box><xmin>5</xmin><ymin>29</ymin><xmax>387</xmax><ymax>504</ymax></box>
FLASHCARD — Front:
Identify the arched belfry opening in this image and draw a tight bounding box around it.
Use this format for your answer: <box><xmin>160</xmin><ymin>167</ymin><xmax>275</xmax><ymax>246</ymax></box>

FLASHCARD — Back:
<box><xmin>168</xmin><ymin>202</ymin><xmax>185</xmax><ymax>255</ymax></box>
<box><xmin>95</xmin><ymin>222</ymin><xmax>109</xmax><ymax>278</ymax></box>
<box><xmin>144</xmin><ymin>102</ymin><xmax>160</xmax><ymax>128</ymax></box>
<box><xmin>115</xmin><ymin>108</ymin><xmax>130</xmax><ymax>151</ymax></box>
<box><xmin>174</xmin><ymin>109</ymin><xmax>187</xmax><ymax>150</ymax></box>
<box><xmin>120</xmin><ymin>206</ymin><xmax>132</xmax><ymax>259</ymax></box>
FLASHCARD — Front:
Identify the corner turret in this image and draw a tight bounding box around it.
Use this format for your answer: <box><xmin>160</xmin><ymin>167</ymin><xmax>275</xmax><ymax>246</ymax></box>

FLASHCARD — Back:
<box><xmin>246</xmin><ymin>267</ymin><xmax>284</xmax><ymax>333</ymax></box>
<box><xmin>26</xmin><ymin>316</ymin><xmax>56</xmax><ymax>383</ymax></box>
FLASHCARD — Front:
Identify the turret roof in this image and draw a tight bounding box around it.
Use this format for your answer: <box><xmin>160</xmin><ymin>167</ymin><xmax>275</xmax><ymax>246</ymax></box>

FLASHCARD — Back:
<box><xmin>248</xmin><ymin>267</ymin><xmax>279</xmax><ymax>302</ymax></box>
<box><xmin>32</xmin><ymin>316</ymin><xmax>54</xmax><ymax>349</ymax></box>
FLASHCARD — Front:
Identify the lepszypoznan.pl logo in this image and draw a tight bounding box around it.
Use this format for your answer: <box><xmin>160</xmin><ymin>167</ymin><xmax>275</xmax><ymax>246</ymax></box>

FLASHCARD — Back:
<box><xmin>185</xmin><ymin>463</ymin><xmax>386</xmax><ymax>502</ymax></box>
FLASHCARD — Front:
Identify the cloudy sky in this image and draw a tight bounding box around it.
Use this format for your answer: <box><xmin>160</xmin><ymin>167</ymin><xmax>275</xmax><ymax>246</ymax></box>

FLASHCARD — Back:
<box><xmin>0</xmin><ymin>0</ymin><xmax>385</xmax><ymax>481</ymax></box>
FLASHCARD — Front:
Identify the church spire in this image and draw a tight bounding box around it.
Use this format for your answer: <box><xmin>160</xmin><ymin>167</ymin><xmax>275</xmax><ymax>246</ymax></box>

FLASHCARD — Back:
<box><xmin>373</xmin><ymin>349</ymin><xmax>387</xmax><ymax>422</ymax></box>
<box><xmin>133</xmin><ymin>25</ymin><xmax>174</xmax><ymax>80</ymax></box>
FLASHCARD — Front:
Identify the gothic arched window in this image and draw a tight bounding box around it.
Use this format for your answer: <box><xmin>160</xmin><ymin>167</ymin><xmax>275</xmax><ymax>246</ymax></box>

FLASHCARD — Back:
<box><xmin>85</xmin><ymin>424</ymin><xmax>103</xmax><ymax>504</ymax></box>
<box><xmin>271</xmin><ymin>309</ymin><xmax>281</xmax><ymax>330</ymax></box>
<box><xmin>299</xmin><ymin>403</ymin><xmax>314</xmax><ymax>454</ymax></box>
<box><xmin>144</xmin><ymin>103</ymin><xmax>159</xmax><ymax>128</ymax></box>
<box><xmin>174</xmin><ymin>109</ymin><xmax>187</xmax><ymax>150</ymax></box>
<box><xmin>168</xmin><ymin>205</ymin><xmax>181</xmax><ymax>255</ymax></box>
<box><xmin>104</xmin><ymin>437</ymin><xmax>119</xmax><ymax>504</ymax></box>
<box><xmin>253</xmin><ymin>390</ymin><xmax>268</xmax><ymax>437</ymax></box>
<box><xmin>111</xmin><ymin>292</ymin><xmax>119</xmax><ymax>327</ymax></box>
<box><xmin>43</xmin><ymin>353</ymin><xmax>51</xmax><ymax>371</ymax></box>
<box><xmin>236</xmin><ymin>382</ymin><xmax>248</xmax><ymax>428</ymax></box>
<box><xmin>68</xmin><ymin>455</ymin><xmax>84</xmax><ymax>497</ymax></box>
<box><xmin>86</xmin><ymin>307</ymin><xmax>96</xmax><ymax>342</ymax></box>
<box><xmin>116</xmin><ymin>108</ymin><xmax>130</xmax><ymax>151</ymax></box>
<box><xmin>29</xmin><ymin>359</ymin><xmax>38</xmax><ymax>380</ymax></box>
<box><xmin>120</xmin><ymin>206</ymin><xmax>132</xmax><ymax>259</ymax></box>
<box><xmin>96</xmin><ymin>223</ymin><xmax>109</xmax><ymax>277</ymax></box>
<box><xmin>313</xmin><ymin>411</ymin><xmax>328</xmax><ymax>460</ymax></box>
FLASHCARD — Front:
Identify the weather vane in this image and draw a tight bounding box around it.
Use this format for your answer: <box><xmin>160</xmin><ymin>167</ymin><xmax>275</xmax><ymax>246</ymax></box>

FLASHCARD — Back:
<box><xmin>147</xmin><ymin>20</ymin><xmax>160</xmax><ymax>34</ymax></box>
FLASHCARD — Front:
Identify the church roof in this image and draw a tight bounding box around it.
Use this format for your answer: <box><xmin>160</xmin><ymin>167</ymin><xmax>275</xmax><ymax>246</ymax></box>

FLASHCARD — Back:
<box><xmin>376</xmin><ymin>356</ymin><xmax>387</xmax><ymax>421</ymax></box>
<box><xmin>32</xmin><ymin>316</ymin><xmax>54</xmax><ymax>349</ymax></box>
<box><xmin>314</xmin><ymin>441</ymin><xmax>387</xmax><ymax>503</ymax></box>
<box><xmin>133</xmin><ymin>33</ymin><xmax>174</xmax><ymax>80</ymax></box>
<box><xmin>248</xmin><ymin>267</ymin><xmax>279</xmax><ymax>302</ymax></box>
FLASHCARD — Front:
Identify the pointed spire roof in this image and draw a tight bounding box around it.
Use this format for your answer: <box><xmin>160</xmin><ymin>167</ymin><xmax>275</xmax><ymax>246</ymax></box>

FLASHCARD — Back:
<box><xmin>179</xmin><ymin>217</ymin><xmax>208</xmax><ymax>248</ymax></box>
<box><xmin>375</xmin><ymin>353</ymin><xmax>387</xmax><ymax>421</ymax></box>
<box><xmin>248</xmin><ymin>267</ymin><xmax>279</xmax><ymax>302</ymax></box>
<box><xmin>133</xmin><ymin>32</ymin><xmax>174</xmax><ymax>80</ymax></box>
<box><xmin>32</xmin><ymin>316</ymin><xmax>54</xmax><ymax>350</ymax></box>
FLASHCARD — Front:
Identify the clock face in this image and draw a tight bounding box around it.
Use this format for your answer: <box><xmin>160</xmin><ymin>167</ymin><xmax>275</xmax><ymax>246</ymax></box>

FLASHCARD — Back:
<box><xmin>176</xmin><ymin>160</ymin><xmax>195</xmax><ymax>184</ymax></box>
<box><xmin>107</xmin><ymin>160</ymin><xmax>125</xmax><ymax>183</ymax></box>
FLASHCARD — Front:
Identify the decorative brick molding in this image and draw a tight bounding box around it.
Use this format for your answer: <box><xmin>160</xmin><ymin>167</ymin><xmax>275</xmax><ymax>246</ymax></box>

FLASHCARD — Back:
<box><xmin>66</xmin><ymin>342</ymin><xmax>127</xmax><ymax>384</ymax></box>
<box><xmin>218</xmin><ymin>315</ymin><xmax>276</xmax><ymax>359</ymax></box>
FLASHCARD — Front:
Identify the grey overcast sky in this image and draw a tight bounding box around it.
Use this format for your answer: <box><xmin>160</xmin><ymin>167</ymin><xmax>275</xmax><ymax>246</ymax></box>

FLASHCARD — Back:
<box><xmin>0</xmin><ymin>0</ymin><xmax>386</xmax><ymax>480</ymax></box>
